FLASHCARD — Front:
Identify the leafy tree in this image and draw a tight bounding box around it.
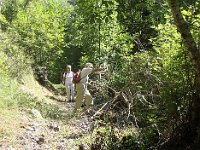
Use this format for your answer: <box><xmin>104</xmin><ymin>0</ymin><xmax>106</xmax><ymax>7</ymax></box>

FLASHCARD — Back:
<box><xmin>4</xmin><ymin>0</ymin><xmax>76</xmax><ymax>83</ymax></box>
<box><xmin>10</xmin><ymin>0</ymin><xmax>73</xmax><ymax>77</ymax></box>
<box><xmin>1</xmin><ymin>0</ymin><xmax>18</xmax><ymax>24</ymax></box>
<box><xmin>115</xmin><ymin>0</ymin><xmax>161</xmax><ymax>52</ymax></box>
<box><xmin>157</xmin><ymin>0</ymin><xmax>200</xmax><ymax>148</ymax></box>
<box><xmin>71</xmin><ymin>0</ymin><xmax>133</xmax><ymax>77</ymax></box>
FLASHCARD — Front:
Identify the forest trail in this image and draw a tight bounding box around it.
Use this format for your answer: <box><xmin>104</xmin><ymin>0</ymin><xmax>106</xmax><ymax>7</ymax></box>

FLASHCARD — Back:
<box><xmin>0</xmin><ymin>83</ymin><xmax>94</xmax><ymax>150</ymax></box>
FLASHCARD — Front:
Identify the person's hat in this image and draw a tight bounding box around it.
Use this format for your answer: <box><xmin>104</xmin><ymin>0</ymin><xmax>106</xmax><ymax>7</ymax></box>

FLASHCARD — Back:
<box><xmin>85</xmin><ymin>63</ymin><xmax>93</xmax><ymax>68</ymax></box>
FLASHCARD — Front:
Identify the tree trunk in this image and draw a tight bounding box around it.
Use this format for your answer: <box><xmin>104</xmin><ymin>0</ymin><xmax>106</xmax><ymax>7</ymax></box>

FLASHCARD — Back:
<box><xmin>167</xmin><ymin>0</ymin><xmax>200</xmax><ymax>147</ymax></box>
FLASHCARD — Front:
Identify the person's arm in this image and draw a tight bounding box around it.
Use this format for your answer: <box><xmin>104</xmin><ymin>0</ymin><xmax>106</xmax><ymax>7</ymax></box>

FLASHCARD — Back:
<box><xmin>92</xmin><ymin>67</ymin><xmax>105</xmax><ymax>73</ymax></box>
<box><xmin>62</xmin><ymin>73</ymin><xmax>66</xmax><ymax>85</ymax></box>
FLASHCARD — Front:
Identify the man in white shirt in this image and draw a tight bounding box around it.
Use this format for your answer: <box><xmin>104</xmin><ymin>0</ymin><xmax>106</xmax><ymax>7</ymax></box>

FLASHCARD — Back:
<box><xmin>73</xmin><ymin>63</ymin><xmax>104</xmax><ymax>114</ymax></box>
<box><xmin>63</xmin><ymin>65</ymin><xmax>74</xmax><ymax>102</ymax></box>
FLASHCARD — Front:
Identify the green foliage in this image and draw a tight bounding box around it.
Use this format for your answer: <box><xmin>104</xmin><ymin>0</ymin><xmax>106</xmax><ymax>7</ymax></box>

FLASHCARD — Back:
<box><xmin>40</xmin><ymin>103</ymin><xmax>64</xmax><ymax>119</ymax></box>
<box><xmin>27</xmin><ymin>100</ymin><xmax>65</xmax><ymax>120</ymax></box>
<box><xmin>0</xmin><ymin>49</ymin><xmax>9</xmax><ymax>77</ymax></box>
<box><xmin>76</xmin><ymin>0</ymin><xmax>116</xmax><ymax>24</ymax></box>
<box><xmin>181</xmin><ymin>5</ymin><xmax>200</xmax><ymax>47</ymax></box>
<box><xmin>139</xmin><ymin>125</ymin><xmax>160</xmax><ymax>148</ymax></box>
<box><xmin>151</xmin><ymin>17</ymin><xmax>194</xmax><ymax>120</ymax></box>
<box><xmin>92</xmin><ymin>125</ymin><xmax>145</xmax><ymax>150</ymax></box>
<box><xmin>132</xmin><ymin>15</ymin><xmax>195</xmax><ymax>135</ymax></box>
<box><xmin>0</xmin><ymin>74</ymin><xmax>33</xmax><ymax>112</ymax></box>
<box><xmin>52</xmin><ymin>83</ymin><xmax>65</xmax><ymax>95</ymax></box>
<box><xmin>70</xmin><ymin>0</ymin><xmax>134</xmax><ymax>85</ymax></box>
<box><xmin>1</xmin><ymin>0</ymin><xmax>18</xmax><ymax>23</ymax></box>
<box><xmin>0</xmin><ymin>30</ymin><xmax>30</xmax><ymax>79</ymax></box>
<box><xmin>0</xmin><ymin>14</ymin><xmax>9</xmax><ymax>31</ymax></box>
<box><xmin>11</xmin><ymin>0</ymin><xmax>73</xmax><ymax>68</ymax></box>
<box><xmin>93</xmin><ymin>12</ymin><xmax>196</xmax><ymax>149</ymax></box>
<box><xmin>1</xmin><ymin>0</ymin><xmax>76</xmax><ymax>83</ymax></box>
<box><xmin>0</xmin><ymin>0</ymin><xmax>199</xmax><ymax>149</ymax></box>
<box><xmin>116</xmin><ymin>0</ymin><xmax>161</xmax><ymax>52</ymax></box>
<box><xmin>0</xmin><ymin>24</ymin><xmax>33</xmax><ymax>113</ymax></box>
<box><xmin>0</xmin><ymin>77</ymin><xmax>17</xmax><ymax>109</ymax></box>
<box><xmin>0</xmin><ymin>29</ymin><xmax>61</xmax><ymax>119</ymax></box>
<box><xmin>48</xmin><ymin>46</ymin><xmax>83</xmax><ymax>83</ymax></box>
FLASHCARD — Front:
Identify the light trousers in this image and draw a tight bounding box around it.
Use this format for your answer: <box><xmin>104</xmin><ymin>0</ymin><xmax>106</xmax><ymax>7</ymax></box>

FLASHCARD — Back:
<box><xmin>65</xmin><ymin>83</ymin><xmax>74</xmax><ymax>101</ymax></box>
<box><xmin>73</xmin><ymin>82</ymin><xmax>92</xmax><ymax>112</ymax></box>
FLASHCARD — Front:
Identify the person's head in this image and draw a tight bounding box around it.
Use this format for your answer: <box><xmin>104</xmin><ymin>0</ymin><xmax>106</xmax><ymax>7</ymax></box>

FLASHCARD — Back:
<box><xmin>66</xmin><ymin>65</ymin><xmax>71</xmax><ymax>71</ymax></box>
<box><xmin>85</xmin><ymin>63</ymin><xmax>93</xmax><ymax>68</ymax></box>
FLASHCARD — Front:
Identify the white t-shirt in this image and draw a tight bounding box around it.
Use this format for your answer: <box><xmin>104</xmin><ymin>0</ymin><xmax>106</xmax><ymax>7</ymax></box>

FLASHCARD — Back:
<box><xmin>80</xmin><ymin>68</ymin><xmax>93</xmax><ymax>83</ymax></box>
<box><xmin>63</xmin><ymin>71</ymin><xmax>74</xmax><ymax>84</ymax></box>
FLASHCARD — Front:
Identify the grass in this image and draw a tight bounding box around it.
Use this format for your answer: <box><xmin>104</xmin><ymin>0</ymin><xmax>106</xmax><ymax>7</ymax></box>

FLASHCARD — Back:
<box><xmin>0</xmin><ymin>72</ymin><xmax>81</xmax><ymax>148</ymax></box>
<box><xmin>0</xmin><ymin>109</ymin><xmax>25</xmax><ymax>146</ymax></box>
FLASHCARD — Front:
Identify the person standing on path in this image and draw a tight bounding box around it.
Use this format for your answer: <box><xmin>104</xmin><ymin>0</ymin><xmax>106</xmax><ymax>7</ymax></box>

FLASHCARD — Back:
<box><xmin>62</xmin><ymin>65</ymin><xmax>75</xmax><ymax>102</ymax></box>
<box><xmin>73</xmin><ymin>62</ymin><xmax>104</xmax><ymax>114</ymax></box>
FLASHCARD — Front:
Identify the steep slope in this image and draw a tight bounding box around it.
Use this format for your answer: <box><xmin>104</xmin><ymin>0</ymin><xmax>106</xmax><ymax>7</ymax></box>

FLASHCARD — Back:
<box><xmin>0</xmin><ymin>73</ymin><xmax>94</xmax><ymax>150</ymax></box>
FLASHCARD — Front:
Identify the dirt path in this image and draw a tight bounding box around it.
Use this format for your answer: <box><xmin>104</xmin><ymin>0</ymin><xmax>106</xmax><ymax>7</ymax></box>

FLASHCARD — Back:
<box><xmin>0</xmin><ymin>86</ymin><xmax>94</xmax><ymax>150</ymax></box>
